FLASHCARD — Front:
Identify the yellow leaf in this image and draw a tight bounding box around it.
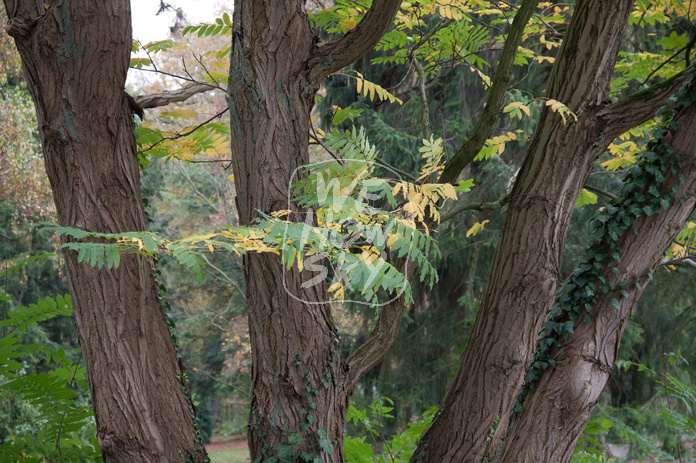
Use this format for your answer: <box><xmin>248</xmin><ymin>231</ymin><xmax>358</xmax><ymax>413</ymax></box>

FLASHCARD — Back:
<box><xmin>466</xmin><ymin>220</ymin><xmax>490</xmax><ymax>238</ymax></box>
<box><xmin>441</xmin><ymin>183</ymin><xmax>457</xmax><ymax>200</ymax></box>
<box><xmin>328</xmin><ymin>282</ymin><xmax>343</xmax><ymax>292</ymax></box>
<box><xmin>160</xmin><ymin>109</ymin><xmax>198</xmax><ymax>119</ymax></box>
<box><xmin>208</xmin><ymin>244</ymin><xmax>214</xmax><ymax>253</ymax></box>
<box><xmin>601</xmin><ymin>157</ymin><xmax>628</xmax><ymax>171</ymax></box>
<box><xmin>503</xmin><ymin>101</ymin><xmax>531</xmax><ymax>117</ymax></box>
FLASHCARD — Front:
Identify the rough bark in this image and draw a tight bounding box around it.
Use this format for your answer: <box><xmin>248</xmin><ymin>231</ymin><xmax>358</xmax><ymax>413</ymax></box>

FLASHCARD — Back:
<box><xmin>135</xmin><ymin>82</ymin><xmax>218</xmax><ymax>109</ymax></box>
<box><xmin>3</xmin><ymin>1</ymin><xmax>203</xmax><ymax>461</ymax></box>
<box><xmin>227</xmin><ymin>1</ymin><xmax>400</xmax><ymax>461</ymax></box>
<box><xmin>414</xmin><ymin>1</ymin><xmax>650</xmax><ymax>461</ymax></box>
<box><xmin>499</xmin><ymin>99</ymin><xmax>696</xmax><ymax>463</ymax></box>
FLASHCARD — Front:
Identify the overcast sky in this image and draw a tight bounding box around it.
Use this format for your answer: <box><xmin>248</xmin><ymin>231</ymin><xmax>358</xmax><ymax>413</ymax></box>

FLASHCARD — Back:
<box><xmin>131</xmin><ymin>0</ymin><xmax>222</xmax><ymax>44</ymax></box>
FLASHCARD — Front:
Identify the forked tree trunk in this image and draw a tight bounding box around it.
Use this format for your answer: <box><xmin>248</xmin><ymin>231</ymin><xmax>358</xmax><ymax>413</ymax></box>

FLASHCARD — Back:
<box><xmin>227</xmin><ymin>1</ymin><xmax>400</xmax><ymax>461</ymax></box>
<box><xmin>499</xmin><ymin>98</ymin><xmax>696</xmax><ymax>463</ymax></box>
<box><xmin>4</xmin><ymin>1</ymin><xmax>204</xmax><ymax>461</ymax></box>
<box><xmin>413</xmin><ymin>0</ymin><xmax>688</xmax><ymax>460</ymax></box>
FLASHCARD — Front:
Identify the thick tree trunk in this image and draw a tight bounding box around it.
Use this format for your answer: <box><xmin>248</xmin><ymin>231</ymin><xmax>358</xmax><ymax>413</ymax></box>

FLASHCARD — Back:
<box><xmin>228</xmin><ymin>5</ymin><xmax>346</xmax><ymax>461</ymax></box>
<box><xmin>413</xmin><ymin>2</ymin><xmax>636</xmax><ymax>460</ymax></box>
<box><xmin>227</xmin><ymin>1</ymin><xmax>400</xmax><ymax>461</ymax></box>
<box><xmin>499</xmin><ymin>98</ymin><xmax>696</xmax><ymax>462</ymax></box>
<box><xmin>4</xmin><ymin>1</ymin><xmax>203</xmax><ymax>461</ymax></box>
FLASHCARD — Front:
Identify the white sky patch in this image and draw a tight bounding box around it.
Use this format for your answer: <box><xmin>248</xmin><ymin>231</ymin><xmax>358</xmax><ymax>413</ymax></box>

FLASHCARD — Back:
<box><xmin>129</xmin><ymin>0</ymin><xmax>223</xmax><ymax>88</ymax></box>
<box><xmin>131</xmin><ymin>0</ymin><xmax>222</xmax><ymax>45</ymax></box>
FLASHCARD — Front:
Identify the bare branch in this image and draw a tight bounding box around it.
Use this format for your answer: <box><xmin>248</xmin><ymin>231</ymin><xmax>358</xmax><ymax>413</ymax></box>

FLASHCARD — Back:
<box><xmin>375</xmin><ymin>158</ymin><xmax>419</xmax><ymax>183</ymax></box>
<box><xmin>309</xmin><ymin>128</ymin><xmax>346</xmax><ymax>166</ymax></box>
<box><xmin>439</xmin><ymin>0</ymin><xmax>540</xmax><ymax>184</ymax></box>
<box><xmin>411</xmin><ymin>55</ymin><xmax>431</xmax><ymax>140</ymax></box>
<box><xmin>345</xmin><ymin>261</ymin><xmax>411</xmax><ymax>392</ymax></box>
<box><xmin>583</xmin><ymin>183</ymin><xmax>616</xmax><ymax>201</ymax></box>
<box><xmin>440</xmin><ymin>192</ymin><xmax>512</xmax><ymax>223</ymax></box>
<box><xmin>140</xmin><ymin>107</ymin><xmax>229</xmax><ymax>153</ymax></box>
<box><xmin>307</xmin><ymin>0</ymin><xmax>401</xmax><ymax>85</ymax></box>
<box><xmin>135</xmin><ymin>82</ymin><xmax>220</xmax><ymax>109</ymax></box>
<box><xmin>661</xmin><ymin>256</ymin><xmax>696</xmax><ymax>269</ymax></box>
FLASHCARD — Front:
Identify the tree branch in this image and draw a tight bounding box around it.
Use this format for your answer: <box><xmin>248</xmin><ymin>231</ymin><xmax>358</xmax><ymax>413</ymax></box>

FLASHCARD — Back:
<box><xmin>661</xmin><ymin>256</ymin><xmax>696</xmax><ymax>269</ymax></box>
<box><xmin>307</xmin><ymin>0</ymin><xmax>401</xmax><ymax>85</ymax></box>
<box><xmin>583</xmin><ymin>183</ymin><xmax>616</xmax><ymax>201</ymax></box>
<box><xmin>596</xmin><ymin>71</ymin><xmax>688</xmax><ymax>140</ymax></box>
<box><xmin>439</xmin><ymin>192</ymin><xmax>512</xmax><ymax>223</ymax></box>
<box><xmin>439</xmin><ymin>0</ymin><xmax>540</xmax><ymax>185</ymax></box>
<box><xmin>344</xmin><ymin>260</ymin><xmax>411</xmax><ymax>393</ymax></box>
<box><xmin>140</xmin><ymin>107</ymin><xmax>229</xmax><ymax>153</ymax></box>
<box><xmin>411</xmin><ymin>55</ymin><xmax>431</xmax><ymax>140</ymax></box>
<box><xmin>134</xmin><ymin>82</ymin><xmax>220</xmax><ymax>109</ymax></box>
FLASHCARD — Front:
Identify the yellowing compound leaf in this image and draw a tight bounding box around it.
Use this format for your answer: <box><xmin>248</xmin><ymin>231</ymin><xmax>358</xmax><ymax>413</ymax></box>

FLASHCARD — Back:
<box><xmin>503</xmin><ymin>101</ymin><xmax>531</xmax><ymax>119</ymax></box>
<box><xmin>466</xmin><ymin>220</ymin><xmax>489</xmax><ymax>238</ymax></box>
<box><xmin>544</xmin><ymin>99</ymin><xmax>577</xmax><ymax>125</ymax></box>
<box><xmin>160</xmin><ymin>109</ymin><xmax>199</xmax><ymax>119</ymax></box>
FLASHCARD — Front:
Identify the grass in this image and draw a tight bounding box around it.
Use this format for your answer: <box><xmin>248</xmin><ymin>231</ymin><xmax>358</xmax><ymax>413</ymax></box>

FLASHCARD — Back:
<box><xmin>208</xmin><ymin>447</ymin><xmax>250</xmax><ymax>463</ymax></box>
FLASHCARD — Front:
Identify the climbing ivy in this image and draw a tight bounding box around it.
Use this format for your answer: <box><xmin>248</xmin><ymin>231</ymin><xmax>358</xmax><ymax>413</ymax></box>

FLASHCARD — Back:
<box><xmin>515</xmin><ymin>64</ymin><xmax>696</xmax><ymax>412</ymax></box>
<box><xmin>250</xmin><ymin>351</ymin><xmax>340</xmax><ymax>463</ymax></box>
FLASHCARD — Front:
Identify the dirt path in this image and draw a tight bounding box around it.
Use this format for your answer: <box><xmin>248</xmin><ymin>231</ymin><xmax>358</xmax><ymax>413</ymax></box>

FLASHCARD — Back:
<box><xmin>206</xmin><ymin>439</ymin><xmax>248</xmax><ymax>452</ymax></box>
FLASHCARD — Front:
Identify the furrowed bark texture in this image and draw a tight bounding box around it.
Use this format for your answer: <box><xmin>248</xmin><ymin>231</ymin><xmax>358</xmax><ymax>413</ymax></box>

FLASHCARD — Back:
<box><xmin>3</xmin><ymin>0</ymin><xmax>202</xmax><ymax>461</ymax></box>
<box><xmin>228</xmin><ymin>1</ymin><xmax>399</xmax><ymax>461</ymax></box>
<box><xmin>414</xmin><ymin>1</ymin><xmax>641</xmax><ymax>461</ymax></box>
<box><xmin>499</xmin><ymin>99</ymin><xmax>696</xmax><ymax>463</ymax></box>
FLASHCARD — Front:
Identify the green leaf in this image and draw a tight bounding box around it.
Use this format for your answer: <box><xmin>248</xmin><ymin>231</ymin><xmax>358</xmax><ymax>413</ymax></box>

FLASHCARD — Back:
<box><xmin>575</xmin><ymin>189</ymin><xmax>598</xmax><ymax>208</ymax></box>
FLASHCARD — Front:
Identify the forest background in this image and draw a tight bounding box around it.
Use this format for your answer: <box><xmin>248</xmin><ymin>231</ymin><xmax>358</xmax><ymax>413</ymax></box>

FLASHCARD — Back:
<box><xmin>2</xmin><ymin>0</ymin><xmax>696</xmax><ymax>462</ymax></box>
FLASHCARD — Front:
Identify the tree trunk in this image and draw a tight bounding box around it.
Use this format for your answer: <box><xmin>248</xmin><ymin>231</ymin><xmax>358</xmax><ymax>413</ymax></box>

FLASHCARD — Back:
<box><xmin>4</xmin><ymin>1</ymin><xmax>203</xmax><ymax>461</ymax></box>
<box><xmin>499</xmin><ymin>96</ymin><xmax>696</xmax><ymax>463</ymax></box>
<box><xmin>413</xmin><ymin>1</ymin><xmax>688</xmax><ymax>460</ymax></box>
<box><xmin>227</xmin><ymin>1</ymin><xmax>400</xmax><ymax>461</ymax></box>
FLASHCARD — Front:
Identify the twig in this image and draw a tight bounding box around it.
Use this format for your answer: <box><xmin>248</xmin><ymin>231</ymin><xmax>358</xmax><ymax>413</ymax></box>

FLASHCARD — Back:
<box><xmin>138</xmin><ymin>40</ymin><xmax>159</xmax><ymax>73</ymax></box>
<box><xmin>309</xmin><ymin>127</ymin><xmax>345</xmax><ymax>166</ymax></box>
<box><xmin>190</xmin><ymin>368</ymin><xmax>252</xmax><ymax>398</ymax></box>
<box><xmin>409</xmin><ymin>18</ymin><xmax>454</xmax><ymax>54</ymax></box>
<box><xmin>410</xmin><ymin>55</ymin><xmax>431</xmax><ymax>140</ymax></box>
<box><xmin>140</xmin><ymin>107</ymin><xmax>229</xmax><ymax>154</ymax></box>
<box><xmin>640</xmin><ymin>33</ymin><xmax>696</xmax><ymax>86</ymax></box>
<box><xmin>440</xmin><ymin>192</ymin><xmax>512</xmax><ymax>223</ymax></box>
<box><xmin>129</xmin><ymin>67</ymin><xmax>214</xmax><ymax>87</ymax></box>
<box><xmin>375</xmin><ymin>158</ymin><xmax>419</xmax><ymax>183</ymax></box>
<box><xmin>583</xmin><ymin>184</ymin><xmax>617</xmax><ymax>200</ymax></box>
<box><xmin>174</xmin><ymin>162</ymin><xmax>220</xmax><ymax>212</ymax></box>
<box><xmin>55</xmin><ymin>351</ymin><xmax>84</xmax><ymax>459</ymax></box>
<box><xmin>661</xmin><ymin>256</ymin><xmax>696</xmax><ymax>269</ymax></box>
<box><xmin>191</xmin><ymin>50</ymin><xmax>220</xmax><ymax>88</ymax></box>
